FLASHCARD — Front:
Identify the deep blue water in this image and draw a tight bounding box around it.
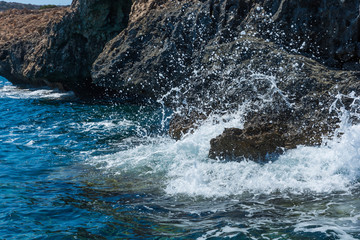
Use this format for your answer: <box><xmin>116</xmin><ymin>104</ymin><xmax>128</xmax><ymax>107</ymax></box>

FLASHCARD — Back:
<box><xmin>1</xmin><ymin>76</ymin><xmax>360</xmax><ymax>239</ymax></box>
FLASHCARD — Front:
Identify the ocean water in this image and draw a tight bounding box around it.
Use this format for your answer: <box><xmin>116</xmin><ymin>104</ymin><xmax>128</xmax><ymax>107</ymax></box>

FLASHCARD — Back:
<box><xmin>1</xmin><ymin>76</ymin><xmax>360</xmax><ymax>239</ymax></box>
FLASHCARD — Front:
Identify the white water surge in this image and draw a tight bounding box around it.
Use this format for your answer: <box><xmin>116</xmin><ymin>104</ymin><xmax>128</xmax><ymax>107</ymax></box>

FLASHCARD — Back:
<box><xmin>0</xmin><ymin>79</ymin><xmax>75</xmax><ymax>100</ymax></box>
<box><xmin>1</xmin><ymin>76</ymin><xmax>360</xmax><ymax>239</ymax></box>
<box><xmin>87</xmin><ymin>99</ymin><xmax>360</xmax><ymax>198</ymax></box>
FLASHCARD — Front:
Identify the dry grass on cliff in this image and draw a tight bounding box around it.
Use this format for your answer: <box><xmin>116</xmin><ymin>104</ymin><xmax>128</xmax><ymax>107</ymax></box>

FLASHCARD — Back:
<box><xmin>0</xmin><ymin>7</ymin><xmax>69</xmax><ymax>44</ymax></box>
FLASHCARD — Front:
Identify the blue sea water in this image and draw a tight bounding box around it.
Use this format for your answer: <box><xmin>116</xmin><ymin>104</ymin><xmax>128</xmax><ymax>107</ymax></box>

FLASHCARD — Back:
<box><xmin>1</xmin><ymin>76</ymin><xmax>360</xmax><ymax>239</ymax></box>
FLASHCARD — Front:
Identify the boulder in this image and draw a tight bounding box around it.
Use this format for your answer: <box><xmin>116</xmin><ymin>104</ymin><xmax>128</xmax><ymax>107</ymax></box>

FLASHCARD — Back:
<box><xmin>209</xmin><ymin>127</ymin><xmax>286</xmax><ymax>162</ymax></box>
<box><xmin>209</xmin><ymin>117</ymin><xmax>335</xmax><ymax>162</ymax></box>
<box><xmin>168</xmin><ymin>111</ymin><xmax>207</xmax><ymax>140</ymax></box>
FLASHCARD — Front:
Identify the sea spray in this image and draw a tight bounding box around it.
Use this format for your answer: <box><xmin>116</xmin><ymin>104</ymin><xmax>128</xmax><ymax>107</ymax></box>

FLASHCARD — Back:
<box><xmin>2</xmin><ymin>77</ymin><xmax>360</xmax><ymax>239</ymax></box>
<box><xmin>166</xmin><ymin>90</ymin><xmax>360</xmax><ymax>196</ymax></box>
<box><xmin>85</xmin><ymin>89</ymin><xmax>360</xmax><ymax>197</ymax></box>
<box><xmin>165</xmin><ymin>125</ymin><xmax>360</xmax><ymax>197</ymax></box>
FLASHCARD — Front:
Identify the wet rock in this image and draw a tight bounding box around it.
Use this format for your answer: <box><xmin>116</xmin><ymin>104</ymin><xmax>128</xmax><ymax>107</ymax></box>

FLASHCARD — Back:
<box><xmin>209</xmin><ymin>117</ymin><xmax>334</xmax><ymax>162</ymax></box>
<box><xmin>168</xmin><ymin>111</ymin><xmax>207</xmax><ymax>140</ymax></box>
<box><xmin>92</xmin><ymin>0</ymin><xmax>360</xmax><ymax>99</ymax></box>
<box><xmin>262</xmin><ymin>0</ymin><xmax>360</xmax><ymax>70</ymax></box>
<box><xmin>209</xmin><ymin>127</ymin><xmax>285</xmax><ymax>162</ymax></box>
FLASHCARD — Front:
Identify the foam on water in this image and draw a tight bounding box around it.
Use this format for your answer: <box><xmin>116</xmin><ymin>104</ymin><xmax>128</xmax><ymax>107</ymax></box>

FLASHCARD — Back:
<box><xmin>3</xmin><ymin>76</ymin><xmax>358</xmax><ymax>198</ymax></box>
<box><xmin>86</xmin><ymin>102</ymin><xmax>360</xmax><ymax>197</ymax></box>
<box><xmin>294</xmin><ymin>221</ymin><xmax>358</xmax><ymax>240</ymax></box>
<box><xmin>1</xmin><ymin>76</ymin><xmax>360</xmax><ymax>238</ymax></box>
<box><xmin>0</xmin><ymin>79</ymin><xmax>75</xmax><ymax>100</ymax></box>
<box><xmin>197</xmin><ymin>226</ymin><xmax>249</xmax><ymax>240</ymax></box>
<box><xmin>73</xmin><ymin>119</ymin><xmax>134</xmax><ymax>134</ymax></box>
<box><xmin>166</xmin><ymin>124</ymin><xmax>360</xmax><ymax>197</ymax></box>
<box><xmin>86</xmin><ymin>81</ymin><xmax>360</xmax><ymax>198</ymax></box>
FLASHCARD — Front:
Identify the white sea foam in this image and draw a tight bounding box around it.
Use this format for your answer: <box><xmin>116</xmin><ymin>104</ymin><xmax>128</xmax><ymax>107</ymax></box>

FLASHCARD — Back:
<box><xmin>78</xmin><ymin>119</ymin><xmax>133</xmax><ymax>133</ymax></box>
<box><xmin>86</xmin><ymin>103</ymin><xmax>360</xmax><ymax>197</ymax></box>
<box><xmin>294</xmin><ymin>221</ymin><xmax>358</xmax><ymax>240</ymax></box>
<box><xmin>165</xmin><ymin>123</ymin><xmax>360</xmax><ymax>197</ymax></box>
<box><xmin>197</xmin><ymin>226</ymin><xmax>249</xmax><ymax>240</ymax></box>
<box><xmin>86</xmin><ymin>111</ymin><xmax>244</xmax><ymax>173</ymax></box>
<box><xmin>0</xmin><ymin>79</ymin><xmax>75</xmax><ymax>100</ymax></box>
<box><xmin>74</xmin><ymin>69</ymin><xmax>360</xmax><ymax>197</ymax></box>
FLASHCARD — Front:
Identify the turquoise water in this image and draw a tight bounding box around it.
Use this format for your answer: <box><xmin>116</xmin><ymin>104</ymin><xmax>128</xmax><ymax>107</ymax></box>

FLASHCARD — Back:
<box><xmin>1</xmin><ymin>76</ymin><xmax>360</xmax><ymax>239</ymax></box>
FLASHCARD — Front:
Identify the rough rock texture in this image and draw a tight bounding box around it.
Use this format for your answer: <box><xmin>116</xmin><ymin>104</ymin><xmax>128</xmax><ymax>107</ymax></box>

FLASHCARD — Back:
<box><xmin>264</xmin><ymin>0</ymin><xmax>360</xmax><ymax>70</ymax></box>
<box><xmin>92</xmin><ymin>0</ymin><xmax>360</xmax><ymax>160</ymax></box>
<box><xmin>0</xmin><ymin>0</ymin><xmax>132</xmax><ymax>96</ymax></box>
<box><xmin>0</xmin><ymin>7</ymin><xmax>69</xmax><ymax>86</ymax></box>
<box><xmin>168</xmin><ymin>111</ymin><xmax>207</xmax><ymax>140</ymax></box>
<box><xmin>209</xmin><ymin>116</ymin><xmax>335</xmax><ymax>161</ymax></box>
<box><xmin>93</xmin><ymin>0</ymin><xmax>360</xmax><ymax>98</ymax></box>
<box><xmin>209</xmin><ymin>127</ymin><xmax>286</xmax><ymax>161</ymax></box>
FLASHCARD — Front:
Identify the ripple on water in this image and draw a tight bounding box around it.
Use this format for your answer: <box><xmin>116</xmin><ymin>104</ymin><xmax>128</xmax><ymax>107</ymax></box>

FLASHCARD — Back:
<box><xmin>1</xmin><ymin>77</ymin><xmax>360</xmax><ymax>239</ymax></box>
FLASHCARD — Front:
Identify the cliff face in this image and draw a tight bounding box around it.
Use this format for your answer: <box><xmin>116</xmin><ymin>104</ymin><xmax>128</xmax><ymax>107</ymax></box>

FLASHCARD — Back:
<box><xmin>0</xmin><ymin>7</ymin><xmax>69</xmax><ymax>86</ymax></box>
<box><xmin>256</xmin><ymin>0</ymin><xmax>360</xmax><ymax>70</ymax></box>
<box><xmin>93</xmin><ymin>0</ymin><xmax>360</xmax><ymax>99</ymax></box>
<box><xmin>1</xmin><ymin>0</ymin><xmax>360</xmax><ymax>160</ymax></box>
<box><xmin>0</xmin><ymin>0</ymin><xmax>132</xmax><ymax>96</ymax></box>
<box><xmin>92</xmin><ymin>0</ymin><xmax>360</xmax><ymax>160</ymax></box>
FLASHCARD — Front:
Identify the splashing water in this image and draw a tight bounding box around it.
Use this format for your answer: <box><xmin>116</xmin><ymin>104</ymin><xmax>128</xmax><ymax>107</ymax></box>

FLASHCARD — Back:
<box><xmin>0</xmin><ymin>79</ymin><xmax>76</xmax><ymax>100</ymax></box>
<box><xmin>86</xmin><ymin>100</ymin><xmax>360</xmax><ymax>198</ymax></box>
<box><xmin>1</xmin><ymin>77</ymin><xmax>360</xmax><ymax>239</ymax></box>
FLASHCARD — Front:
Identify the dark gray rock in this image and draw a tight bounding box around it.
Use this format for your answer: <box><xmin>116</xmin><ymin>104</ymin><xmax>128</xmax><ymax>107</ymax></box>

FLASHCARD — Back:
<box><xmin>91</xmin><ymin>0</ymin><xmax>360</xmax><ymax>160</ymax></box>
<box><xmin>263</xmin><ymin>0</ymin><xmax>360</xmax><ymax>70</ymax></box>
<box><xmin>92</xmin><ymin>0</ymin><xmax>360</xmax><ymax>100</ymax></box>
<box><xmin>209</xmin><ymin>127</ymin><xmax>286</xmax><ymax>162</ymax></box>
<box><xmin>168</xmin><ymin>111</ymin><xmax>207</xmax><ymax>140</ymax></box>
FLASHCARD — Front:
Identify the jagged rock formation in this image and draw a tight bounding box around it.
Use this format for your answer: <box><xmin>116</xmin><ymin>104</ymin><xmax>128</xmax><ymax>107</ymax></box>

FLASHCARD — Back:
<box><xmin>0</xmin><ymin>1</ymin><xmax>40</xmax><ymax>11</ymax></box>
<box><xmin>92</xmin><ymin>0</ymin><xmax>360</xmax><ymax>160</ymax></box>
<box><xmin>93</xmin><ymin>0</ymin><xmax>360</xmax><ymax>99</ymax></box>
<box><xmin>264</xmin><ymin>0</ymin><xmax>360</xmax><ymax>70</ymax></box>
<box><xmin>1</xmin><ymin>0</ymin><xmax>360</xmax><ymax>160</ymax></box>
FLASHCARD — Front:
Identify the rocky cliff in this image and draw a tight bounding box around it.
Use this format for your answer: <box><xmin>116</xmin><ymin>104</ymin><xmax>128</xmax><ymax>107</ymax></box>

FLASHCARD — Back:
<box><xmin>0</xmin><ymin>0</ymin><xmax>131</xmax><ymax>96</ymax></box>
<box><xmin>1</xmin><ymin>0</ymin><xmax>360</xmax><ymax>161</ymax></box>
<box><xmin>92</xmin><ymin>0</ymin><xmax>360</xmax><ymax>160</ymax></box>
<box><xmin>93</xmin><ymin>0</ymin><xmax>360</xmax><ymax>98</ymax></box>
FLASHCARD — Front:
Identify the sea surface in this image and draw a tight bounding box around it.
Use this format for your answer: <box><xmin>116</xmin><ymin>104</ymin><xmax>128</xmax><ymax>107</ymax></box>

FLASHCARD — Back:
<box><xmin>1</xmin><ymin>76</ymin><xmax>360</xmax><ymax>239</ymax></box>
